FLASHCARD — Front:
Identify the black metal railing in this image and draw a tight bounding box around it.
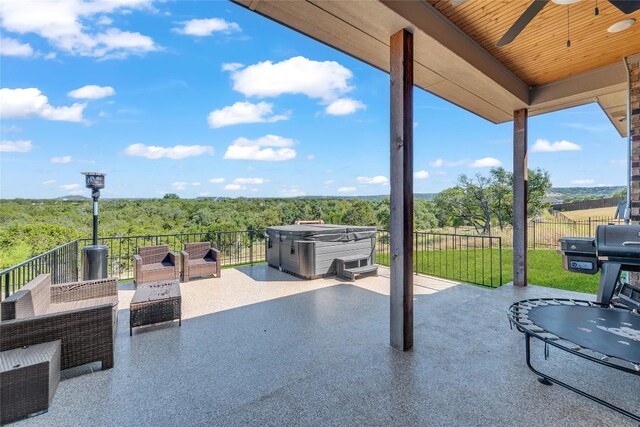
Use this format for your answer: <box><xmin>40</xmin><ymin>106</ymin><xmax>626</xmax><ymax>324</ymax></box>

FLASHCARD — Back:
<box><xmin>528</xmin><ymin>217</ymin><xmax>623</xmax><ymax>249</ymax></box>
<box><xmin>2</xmin><ymin>240</ymin><xmax>79</xmax><ymax>298</ymax></box>
<box><xmin>2</xmin><ymin>228</ymin><xmax>504</xmax><ymax>298</ymax></box>
<box><xmin>79</xmin><ymin>230</ymin><xmax>267</xmax><ymax>281</ymax></box>
<box><xmin>375</xmin><ymin>230</ymin><xmax>503</xmax><ymax>288</ymax></box>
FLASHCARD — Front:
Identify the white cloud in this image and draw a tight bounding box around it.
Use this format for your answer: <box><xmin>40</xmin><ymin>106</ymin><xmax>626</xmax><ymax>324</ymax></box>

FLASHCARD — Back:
<box><xmin>0</xmin><ymin>88</ymin><xmax>85</xmax><ymax>122</ymax></box>
<box><xmin>0</xmin><ymin>37</ymin><xmax>34</xmax><ymax>57</ymax></box>
<box><xmin>0</xmin><ymin>139</ymin><xmax>32</xmax><ymax>152</ymax></box>
<box><xmin>207</xmin><ymin>101</ymin><xmax>288</xmax><ymax>128</ymax></box>
<box><xmin>337</xmin><ymin>187</ymin><xmax>356</xmax><ymax>193</ymax></box>
<box><xmin>230</xmin><ymin>56</ymin><xmax>354</xmax><ymax>102</ymax></box>
<box><xmin>470</xmin><ymin>157</ymin><xmax>502</xmax><ymax>168</ymax></box>
<box><xmin>306</xmin><ymin>154</ymin><xmax>315</xmax><ymax>160</ymax></box>
<box><xmin>531</xmin><ymin>138</ymin><xmax>581</xmax><ymax>153</ymax></box>
<box><xmin>96</xmin><ymin>16</ymin><xmax>113</xmax><ymax>26</ymax></box>
<box><xmin>198</xmin><ymin>192</ymin><xmax>210</xmax><ymax>197</ymax></box>
<box><xmin>1</xmin><ymin>124</ymin><xmax>21</xmax><ymax>133</ymax></box>
<box><xmin>60</xmin><ymin>183</ymin><xmax>81</xmax><ymax>191</ymax></box>
<box><xmin>170</xmin><ymin>181</ymin><xmax>200</xmax><ymax>191</ymax></box>
<box><xmin>562</xmin><ymin>123</ymin><xmax>609</xmax><ymax>132</ymax></box>
<box><xmin>280</xmin><ymin>187</ymin><xmax>305</xmax><ymax>197</ymax></box>
<box><xmin>50</xmin><ymin>155</ymin><xmax>72</xmax><ymax>164</ymax></box>
<box><xmin>324</xmin><ymin>180</ymin><xmax>333</xmax><ymax>186</ymax></box>
<box><xmin>221</xmin><ymin>62</ymin><xmax>243</xmax><ymax>72</ymax></box>
<box><xmin>571</xmin><ymin>179</ymin><xmax>595</xmax><ymax>186</ymax></box>
<box><xmin>208</xmin><ymin>177</ymin><xmax>225</xmax><ymax>184</ymax></box>
<box><xmin>224</xmin><ymin>135</ymin><xmax>297</xmax><ymax>162</ymax></box>
<box><xmin>68</xmin><ymin>85</ymin><xmax>115</xmax><ymax>99</ymax></box>
<box><xmin>0</xmin><ymin>0</ymin><xmax>159</xmax><ymax>59</ymax></box>
<box><xmin>233</xmin><ymin>135</ymin><xmax>295</xmax><ymax>147</ymax></box>
<box><xmin>123</xmin><ymin>143</ymin><xmax>214</xmax><ymax>160</ymax></box>
<box><xmin>233</xmin><ymin>178</ymin><xmax>265</xmax><ymax>185</ymax></box>
<box><xmin>173</xmin><ymin>18</ymin><xmax>240</xmax><ymax>36</ymax></box>
<box><xmin>414</xmin><ymin>170</ymin><xmax>430</xmax><ymax>179</ymax></box>
<box><xmin>172</xmin><ymin>181</ymin><xmax>188</xmax><ymax>191</ymax></box>
<box><xmin>42</xmin><ymin>179</ymin><xmax>56</xmax><ymax>185</ymax></box>
<box><xmin>325</xmin><ymin>98</ymin><xmax>366</xmax><ymax>116</ymax></box>
<box><xmin>357</xmin><ymin>176</ymin><xmax>388</xmax><ymax>185</ymax></box>
<box><xmin>224</xmin><ymin>184</ymin><xmax>243</xmax><ymax>191</ymax></box>
<box><xmin>608</xmin><ymin>159</ymin><xmax>626</xmax><ymax>166</ymax></box>
<box><xmin>430</xmin><ymin>158</ymin><xmax>467</xmax><ymax>167</ymax></box>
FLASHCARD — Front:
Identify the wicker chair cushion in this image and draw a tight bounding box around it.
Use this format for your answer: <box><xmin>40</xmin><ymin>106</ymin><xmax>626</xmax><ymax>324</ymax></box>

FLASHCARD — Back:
<box><xmin>189</xmin><ymin>257</ymin><xmax>216</xmax><ymax>266</ymax></box>
<box><xmin>184</xmin><ymin>242</ymin><xmax>211</xmax><ymax>259</ymax></box>
<box><xmin>46</xmin><ymin>296</ymin><xmax>118</xmax><ymax>315</ymax></box>
<box><xmin>138</xmin><ymin>245</ymin><xmax>171</xmax><ymax>265</ymax></box>
<box><xmin>141</xmin><ymin>262</ymin><xmax>174</xmax><ymax>272</ymax></box>
<box><xmin>0</xmin><ymin>274</ymin><xmax>52</xmax><ymax>320</ymax></box>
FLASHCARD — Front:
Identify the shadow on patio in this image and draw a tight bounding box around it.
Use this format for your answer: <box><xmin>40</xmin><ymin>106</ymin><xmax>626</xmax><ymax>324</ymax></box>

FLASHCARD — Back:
<box><xmin>14</xmin><ymin>265</ymin><xmax>638</xmax><ymax>426</ymax></box>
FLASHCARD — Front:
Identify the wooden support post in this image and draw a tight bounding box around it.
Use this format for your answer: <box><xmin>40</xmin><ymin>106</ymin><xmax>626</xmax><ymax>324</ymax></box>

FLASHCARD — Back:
<box><xmin>389</xmin><ymin>29</ymin><xmax>413</xmax><ymax>351</ymax></box>
<box><xmin>513</xmin><ymin>108</ymin><xmax>528</xmax><ymax>287</ymax></box>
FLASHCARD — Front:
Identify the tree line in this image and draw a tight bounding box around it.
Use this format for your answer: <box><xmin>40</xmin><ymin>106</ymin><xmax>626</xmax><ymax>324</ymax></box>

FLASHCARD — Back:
<box><xmin>0</xmin><ymin>167</ymin><xmax>552</xmax><ymax>267</ymax></box>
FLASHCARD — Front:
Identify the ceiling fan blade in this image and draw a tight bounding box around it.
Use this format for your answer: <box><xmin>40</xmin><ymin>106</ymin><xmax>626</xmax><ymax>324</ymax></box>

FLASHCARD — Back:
<box><xmin>608</xmin><ymin>0</ymin><xmax>640</xmax><ymax>14</ymax></box>
<box><xmin>496</xmin><ymin>0</ymin><xmax>550</xmax><ymax>47</ymax></box>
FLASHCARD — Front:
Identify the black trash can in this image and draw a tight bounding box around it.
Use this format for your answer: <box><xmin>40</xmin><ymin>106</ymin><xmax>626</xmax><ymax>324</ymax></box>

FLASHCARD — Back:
<box><xmin>82</xmin><ymin>245</ymin><xmax>108</xmax><ymax>280</ymax></box>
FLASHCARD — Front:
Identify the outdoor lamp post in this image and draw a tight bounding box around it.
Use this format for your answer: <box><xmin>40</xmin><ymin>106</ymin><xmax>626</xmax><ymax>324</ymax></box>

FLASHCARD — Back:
<box><xmin>80</xmin><ymin>172</ymin><xmax>108</xmax><ymax>280</ymax></box>
<box><xmin>82</xmin><ymin>172</ymin><xmax>105</xmax><ymax>245</ymax></box>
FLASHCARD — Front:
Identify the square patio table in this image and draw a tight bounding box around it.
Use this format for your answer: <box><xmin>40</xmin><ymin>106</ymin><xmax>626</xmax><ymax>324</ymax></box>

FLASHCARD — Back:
<box><xmin>130</xmin><ymin>280</ymin><xmax>181</xmax><ymax>336</ymax></box>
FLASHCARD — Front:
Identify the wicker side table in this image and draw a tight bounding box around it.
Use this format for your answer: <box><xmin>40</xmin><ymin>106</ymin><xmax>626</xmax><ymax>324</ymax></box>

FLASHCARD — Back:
<box><xmin>130</xmin><ymin>280</ymin><xmax>181</xmax><ymax>336</ymax></box>
<box><xmin>1</xmin><ymin>340</ymin><xmax>61</xmax><ymax>424</ymax></box>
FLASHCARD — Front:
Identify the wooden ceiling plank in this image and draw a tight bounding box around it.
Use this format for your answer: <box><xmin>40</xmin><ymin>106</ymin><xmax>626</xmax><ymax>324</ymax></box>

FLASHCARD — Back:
<box><xmin>428</xmin><ymin>0</ymin><xmax>640</xmax><ymax>85</ymax></box>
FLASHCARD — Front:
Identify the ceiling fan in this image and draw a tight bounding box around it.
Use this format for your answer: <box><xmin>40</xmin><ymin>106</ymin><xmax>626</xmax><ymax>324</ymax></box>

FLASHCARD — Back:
<box><xmin>495</xmin><ymin>0</ymin><xmax>640</xmax><ymax>47</ymax></box>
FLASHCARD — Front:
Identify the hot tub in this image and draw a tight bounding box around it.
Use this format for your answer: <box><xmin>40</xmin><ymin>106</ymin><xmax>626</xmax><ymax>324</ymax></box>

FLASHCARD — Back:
<box><xmin>265</xmin><ymin>224</ymin><xmax>377</xmax><ymax>279</ymax></box>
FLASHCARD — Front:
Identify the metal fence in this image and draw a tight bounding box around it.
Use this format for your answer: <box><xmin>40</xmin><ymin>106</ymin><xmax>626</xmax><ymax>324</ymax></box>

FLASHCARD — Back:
<box><xmin>1</xmin><ymin>228</ymin><xmax>503</xmax><ymax>299</ymax></box>
<box><xmin>2</xmin><ymin>240</ymin><xmax>79</xmax><ymax>299</ymax></box>
<box><xmin>376</xmin><ymin>230</ymin><xmax>503</xmax><ymax>288</ymax></box>
<box><xmin>80</xmin><ymin>230</ymin><xmax>267</xmax><ymax>281</ymax></box>
<box><xmin>447</xmin><ymin>217</ymin><xmax>622</xmax><ymax>249</ymax></box>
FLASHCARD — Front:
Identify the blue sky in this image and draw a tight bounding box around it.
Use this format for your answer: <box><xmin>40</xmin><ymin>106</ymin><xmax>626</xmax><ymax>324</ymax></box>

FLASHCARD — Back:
<box><xmin>0</xmin><ymin>0</ymin><xmax>628</xmax><ymax>199</ymax></box>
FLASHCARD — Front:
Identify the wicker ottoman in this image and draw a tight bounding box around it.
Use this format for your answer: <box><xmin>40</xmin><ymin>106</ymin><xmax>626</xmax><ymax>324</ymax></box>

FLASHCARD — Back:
<box><xmin>130</xmin><ymin>280</ymin><xmax>181</xmax><ymax>336</ymax></box>
<box><xmin>1</xmin><ymin>340</ymin><xmax>61</xmax><ymax>424</ymax></box>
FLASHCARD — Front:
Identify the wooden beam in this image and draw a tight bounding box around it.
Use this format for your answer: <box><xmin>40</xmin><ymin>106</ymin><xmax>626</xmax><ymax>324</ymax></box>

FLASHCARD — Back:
<box><xmin>513</xmin><ymin>108</ymin><xmax>528</xmax><ymax>287</ymax></box>
<box><xmin>390</xmin><ymin>28</ymin><xmax>414</xmax><ymax>351</ymax></box>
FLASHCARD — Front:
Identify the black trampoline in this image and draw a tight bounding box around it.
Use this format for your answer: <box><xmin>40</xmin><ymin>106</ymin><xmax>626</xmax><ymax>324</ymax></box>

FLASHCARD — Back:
<box><xmin>508</xmin><ymin>298</ymin><xmax>640</xmax><ymax>423</ymax></box>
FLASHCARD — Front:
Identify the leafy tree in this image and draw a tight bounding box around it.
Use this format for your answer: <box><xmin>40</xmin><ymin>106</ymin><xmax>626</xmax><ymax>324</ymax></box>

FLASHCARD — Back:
<box><xmin>341</xmin><ymin>200</ymin><xmax>376</xmax><ymax>226</ymax></box>
<box><xmin>163</xmin><ymin>193</ymin><xmax>179</xmax><ymax>199</ymax></box>
<box><xmin>434</xmin><ymin>167</ymin><xmax>552</xmax><ymax>233</ymax></box>
<box><xmin>414</xmin><ymin>200</ymin><xmax>438</xmax><ymax>230</ymax></box>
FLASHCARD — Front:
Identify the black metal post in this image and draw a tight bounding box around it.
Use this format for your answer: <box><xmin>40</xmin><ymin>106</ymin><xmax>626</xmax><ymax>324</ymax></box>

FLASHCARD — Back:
<box><xmin>92</xmin><ymin>190</ymin><xmax>99</xmax><ymax>246</ymax></box>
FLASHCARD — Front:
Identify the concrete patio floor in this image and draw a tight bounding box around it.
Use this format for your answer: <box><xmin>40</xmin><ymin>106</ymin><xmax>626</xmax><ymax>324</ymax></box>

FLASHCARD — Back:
<box><xmin>14</xmin><ymin>265</ymin><xmax>639</xmax><ymax>426</ymax></box>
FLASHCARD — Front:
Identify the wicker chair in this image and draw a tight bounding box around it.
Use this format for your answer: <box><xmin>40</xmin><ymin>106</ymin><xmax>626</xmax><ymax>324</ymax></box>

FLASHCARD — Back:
<box><xmin>133</xmin><ymin>245</ymin><xmax>179</xmax><ymax>286</ymax></box>
<box><xmin>181</xmin><ymin>242</ymin><xmax>221</xmax><ymax>282</ymax></box>
<box><xmin>0</xmin><ymin>274</ymin><xmax>118</xmax><ymax>370</ymax></box>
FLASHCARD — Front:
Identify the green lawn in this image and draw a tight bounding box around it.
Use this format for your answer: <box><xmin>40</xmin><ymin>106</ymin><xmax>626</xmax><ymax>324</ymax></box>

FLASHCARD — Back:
<box><xmin>378</xmin><ymin>248</ymin><xmax>599</xmax><ymax>294</ymax></box>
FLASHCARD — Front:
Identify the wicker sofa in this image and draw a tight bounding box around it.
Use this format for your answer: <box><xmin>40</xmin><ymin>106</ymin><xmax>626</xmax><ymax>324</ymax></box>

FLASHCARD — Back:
<box><xmin>181</xmin><ymin>242</ymin><xmax>221</xmax><ymax>282</ymax></box>
<box><xmin>133</xmin><ymin>245</ymin><xmax>179</xmax><ymax>286</ymax></box>
<box><xmin>0</xmin><ymin>274</ymin><xmax>118</xmax><ymax>370</ymax></box>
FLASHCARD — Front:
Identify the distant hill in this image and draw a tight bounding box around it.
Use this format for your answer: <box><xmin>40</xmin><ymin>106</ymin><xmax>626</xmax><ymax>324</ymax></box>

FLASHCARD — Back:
<box><xmin>7</xmin><ymin>187</ymin><xmax>622</xmax><ymax>203</ymax></box>
<box><xmin>54</xmin><ymin>195</ymin><xmax>90</xmax><ymax>201</ymax></box>
<box><xmin>549</xmin><ymin>186</ymin><xmax>624</xmax><ymax>203</ymax></box>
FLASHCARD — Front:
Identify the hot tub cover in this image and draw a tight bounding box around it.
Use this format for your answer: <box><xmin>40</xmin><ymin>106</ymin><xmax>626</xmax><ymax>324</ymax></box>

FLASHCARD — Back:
<box><xmin>266</xmin><ymin>224</ymin><xmax>376</xmax><ymax>242</ymax></box>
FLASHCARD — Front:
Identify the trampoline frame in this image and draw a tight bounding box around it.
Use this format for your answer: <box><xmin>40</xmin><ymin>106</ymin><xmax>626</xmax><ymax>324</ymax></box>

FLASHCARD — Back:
<box><xmin>507</xmin><ymin>298</ymin><xmax>640</xmax><ymax>423</ymax></box>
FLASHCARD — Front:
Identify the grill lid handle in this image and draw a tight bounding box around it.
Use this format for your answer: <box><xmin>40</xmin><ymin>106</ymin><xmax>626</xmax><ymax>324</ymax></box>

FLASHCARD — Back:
<box><xmin>621</xmin><ymin>241</ymin><xmax>640</xmax><ymax>246</ymax></box>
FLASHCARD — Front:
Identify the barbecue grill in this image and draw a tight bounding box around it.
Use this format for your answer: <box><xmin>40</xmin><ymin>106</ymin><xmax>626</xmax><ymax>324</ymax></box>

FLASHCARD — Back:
<box><xmin>559</xmin><ymin>224</ymin><xmax>640</xmax><ymax>308</ymax></box>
